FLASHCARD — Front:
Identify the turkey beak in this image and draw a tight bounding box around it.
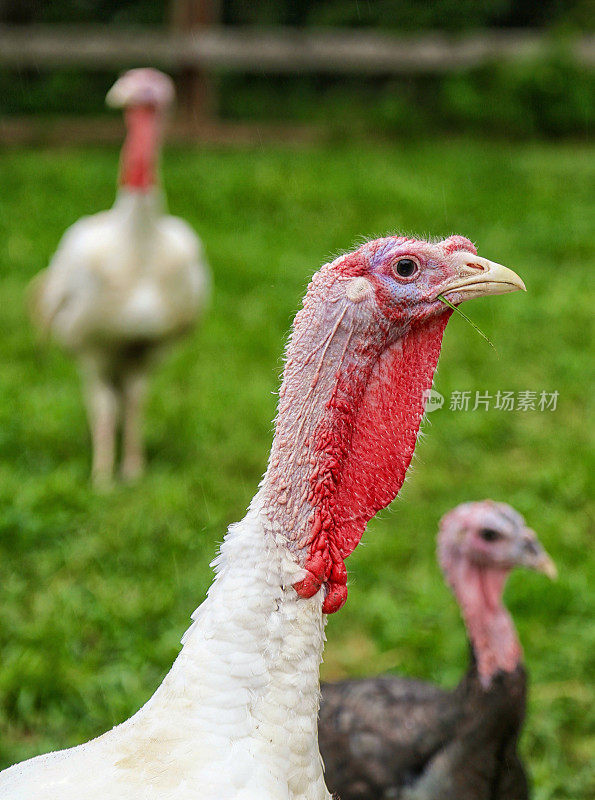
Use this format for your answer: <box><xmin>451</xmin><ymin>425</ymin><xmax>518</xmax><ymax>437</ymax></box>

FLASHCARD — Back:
<box><xmin>535</xmin><ymin>553</ymin><xmax>558</xmax><ymax>580</ymax></box>
<box><xmin>519</xmin><ymin>530</ymin><xmax>557</xmax><ymax>580</ymax></box>
<box><xmin>441</xmin><ymin>255</ymin><xmax>526</xmax><ymax>302</ymax></box>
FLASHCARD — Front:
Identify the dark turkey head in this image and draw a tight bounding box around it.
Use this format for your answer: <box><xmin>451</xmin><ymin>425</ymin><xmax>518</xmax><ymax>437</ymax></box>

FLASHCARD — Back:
<box><xmin>438</xmin><ymin>500</ymin><xmax>557</xmax><ymax>581</ymax></box>
<box><xmin>437</xmin><ymin>500</ymin><xmax>556</xmax><ymax>684</ymax></box>
<box><xmin>260</xmin><ymin>237</ymin><xmax>525</xmax><ymax>613</ymax></box>
<box><xmin>106</xmin><ymin>68</ymin><xmax>175</xmax><ymax>110</ymax></box>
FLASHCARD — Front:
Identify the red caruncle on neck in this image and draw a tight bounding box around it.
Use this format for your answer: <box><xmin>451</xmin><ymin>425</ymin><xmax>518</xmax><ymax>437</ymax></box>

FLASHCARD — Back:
<box><xmin>267</xmin><ymin>269</ymin><xmax>452</xmax><ymax>613</ymax></box>
<box><xmin>119</xmin><ymin>105</ymin><xmax>160</xmax><ymax>191</ymax></box>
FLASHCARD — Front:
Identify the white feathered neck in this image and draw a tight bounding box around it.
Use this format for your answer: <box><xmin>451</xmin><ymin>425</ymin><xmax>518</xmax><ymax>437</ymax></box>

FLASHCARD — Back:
<box><xmin>112</xmin><ymin>187</ymin><xmax>165</xmax><ymax>232</ymax></box>
<box><xmin>146</xmin><ymin>492</ymin><xmax>330</xmax><ymax>798</ymax></box>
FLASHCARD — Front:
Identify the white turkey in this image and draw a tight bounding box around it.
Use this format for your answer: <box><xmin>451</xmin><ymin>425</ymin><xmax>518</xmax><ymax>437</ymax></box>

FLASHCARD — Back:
<box><xmin>4</xmin><ymin>235</ymin><xmax>524</xmax><ymax>798</ymax></box>
<box><xmin>30</xmin><ymin>68</ymin><xmax>210</xmax><ymax>486</ymax></box>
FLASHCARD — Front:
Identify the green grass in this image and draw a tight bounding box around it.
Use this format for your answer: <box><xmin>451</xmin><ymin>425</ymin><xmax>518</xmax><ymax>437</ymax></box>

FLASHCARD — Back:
<box><xmin>0</xmin><ymin>139</ymin><xmax>593</xmax><ymax>798</ymax></box>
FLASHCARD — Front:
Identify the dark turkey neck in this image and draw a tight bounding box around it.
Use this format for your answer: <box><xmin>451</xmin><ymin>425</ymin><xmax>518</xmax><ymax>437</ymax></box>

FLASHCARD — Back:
<box><xmin>119</xmin><ymin>105</ymin><xmax>161</xmax><ymax>191</ymax></box>
<box><xmin>446</xmin><ymin>559</ymin><xmax>522</xmax><ymax>686</ymax></box>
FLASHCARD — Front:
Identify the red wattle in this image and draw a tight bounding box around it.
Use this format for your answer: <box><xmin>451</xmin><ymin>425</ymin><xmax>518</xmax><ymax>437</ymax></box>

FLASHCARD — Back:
<box><xmin>293</xmin><ymin>313</ymin><xmax>451</xmax><ymax>613</ymax></box>
<box><xmin>293</xmin><ymin>573</ymin><xmax>322</xmax><ymax>599</ymax></box>
<box><xmin>322</xmin><ymin>583</ymin><xmax>349</xmax><ymax>614</ymax></box>
<box><xmin>119</xmin><ymin>105</ymin><xmax>159</xmax><ymax>191</ymax></box>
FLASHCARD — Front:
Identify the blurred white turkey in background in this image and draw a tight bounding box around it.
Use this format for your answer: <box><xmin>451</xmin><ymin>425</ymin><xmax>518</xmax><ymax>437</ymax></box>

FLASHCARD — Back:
<box><xmin>31</xmin><ymin>68</ymin><xmax>210</xmax><ymax>486</ymax></box>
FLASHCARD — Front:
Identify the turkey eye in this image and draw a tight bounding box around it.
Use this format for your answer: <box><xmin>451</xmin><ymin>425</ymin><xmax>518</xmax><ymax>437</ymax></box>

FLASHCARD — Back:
<box><xmin>479</xmin><ymin>528</ymin><xmax>502</xmax><ymax>542</ymax></box>
<box><xmin>395</xmin><ymin>259</ymin><xmax>417</xmax><ymax>278</ymax></box>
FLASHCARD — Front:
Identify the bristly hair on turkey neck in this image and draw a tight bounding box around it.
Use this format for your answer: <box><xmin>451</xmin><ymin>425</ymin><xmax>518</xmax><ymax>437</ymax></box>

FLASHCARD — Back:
<box><xmin>259</xmin><ymin>235</ymin><xmax>525</xmax><ymax>613</ymax></box>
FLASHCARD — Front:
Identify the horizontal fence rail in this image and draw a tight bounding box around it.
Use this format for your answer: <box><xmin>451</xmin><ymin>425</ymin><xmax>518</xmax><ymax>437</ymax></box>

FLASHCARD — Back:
<box><xmin>0</xmin><ymin>26</ymin><xmax>593</xmax><ymax>73</ymax></box>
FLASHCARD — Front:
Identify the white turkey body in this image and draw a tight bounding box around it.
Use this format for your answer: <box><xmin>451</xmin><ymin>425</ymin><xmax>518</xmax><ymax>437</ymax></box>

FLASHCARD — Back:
<box><xmin>35</xmin><ymin>190</ymin><xmax>208</xmax><ymax>350</ymax></box>
<box><xmin>29</xmin><ymin>69</ymin><xmax>210</xmax><ymax>486</ymax></box>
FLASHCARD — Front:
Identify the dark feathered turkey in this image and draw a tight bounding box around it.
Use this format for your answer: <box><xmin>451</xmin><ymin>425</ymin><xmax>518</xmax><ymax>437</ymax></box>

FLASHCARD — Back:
<box><xmin>319</xmin><ymin>501</ymin><xmax>556</xmax><ymax>800</ymax></box>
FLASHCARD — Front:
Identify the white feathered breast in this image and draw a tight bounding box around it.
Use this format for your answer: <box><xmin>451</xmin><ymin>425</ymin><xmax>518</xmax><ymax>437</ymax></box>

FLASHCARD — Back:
<box><xmin>34</xmin><ymin>199</ymin><xmax>209</xmax><ymax>351</ymax></box>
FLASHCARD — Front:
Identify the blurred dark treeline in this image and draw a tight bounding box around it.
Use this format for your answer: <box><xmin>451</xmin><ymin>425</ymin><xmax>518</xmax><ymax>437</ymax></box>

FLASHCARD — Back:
<box><xmin>1</xmin><ymin>0</ymin><xmax>593</xmax><ymax>29</ymax></box>
<box><xmin>0</xmin><ymin>1</ymin><xmax>593</xmax><ymax>138</ymax></box>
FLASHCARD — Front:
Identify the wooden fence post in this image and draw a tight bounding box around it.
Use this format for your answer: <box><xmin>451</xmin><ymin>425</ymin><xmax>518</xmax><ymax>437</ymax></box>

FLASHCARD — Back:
<box><xmin>170</xmin><ymin>0</ymin><xmax>220</xmax><ymax>126</ymax></box>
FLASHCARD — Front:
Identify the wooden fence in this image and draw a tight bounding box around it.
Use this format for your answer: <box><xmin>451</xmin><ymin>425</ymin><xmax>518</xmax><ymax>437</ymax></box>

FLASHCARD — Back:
<box><xmin>1</xmin><ymin>26</ymin><xmax>593</xmax><ymax>72</ymax></box>
<box><xmin>0</xmin><ymin>25</ymin><xmax>592</xmax><ymax>143</ymax></box>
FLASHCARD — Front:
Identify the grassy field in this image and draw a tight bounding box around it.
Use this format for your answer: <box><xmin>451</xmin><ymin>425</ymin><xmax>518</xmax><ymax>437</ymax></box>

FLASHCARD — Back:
<box><xmin>0</xmin><ymin>138</ymin><xmax>593</xmax><ymax>798</ymax></box>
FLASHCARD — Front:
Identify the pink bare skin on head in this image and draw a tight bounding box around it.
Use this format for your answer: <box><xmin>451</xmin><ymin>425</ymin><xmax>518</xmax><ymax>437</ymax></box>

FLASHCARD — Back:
<box><xmin>438</xmin><ymin>500</ymin><xmax>556</xmax><ymax>686</ymax></box>
<box><xmin>106</xmin><ymin>68</ymin><xmax>175</xmax><ymax>192</ymax></box>
<box><xmin>259</xmin><ymin>237</ymin><xmax>525</xmax><ymax>613</ymax></box>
